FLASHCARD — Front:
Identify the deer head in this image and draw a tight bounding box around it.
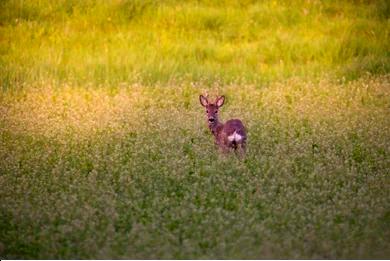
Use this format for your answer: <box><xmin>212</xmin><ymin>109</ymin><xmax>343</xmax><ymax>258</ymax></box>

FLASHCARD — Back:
<box><xmin>199</xmin><ymin>95</ymin><xmax>225</xmax><ymax>127</ymax></box>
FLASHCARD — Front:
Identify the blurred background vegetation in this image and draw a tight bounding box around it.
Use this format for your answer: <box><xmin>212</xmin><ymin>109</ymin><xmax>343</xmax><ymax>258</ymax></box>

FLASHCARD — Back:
<box><xmin>1</xmin><ymin>0</ymin><xmax>389</xmax><ymax>89</ymax></box>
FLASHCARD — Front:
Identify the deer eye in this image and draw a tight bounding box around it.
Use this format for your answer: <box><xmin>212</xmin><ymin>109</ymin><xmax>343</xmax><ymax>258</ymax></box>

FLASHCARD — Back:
<box><xmin>206</xmin><ymin>110</ymin><xmax>209</xmax><ymax>113</ymax></box>
<box><xmin>215</xmin><ymin>110</ymin><xmax>218</xmax><ymax>113</ymax></box>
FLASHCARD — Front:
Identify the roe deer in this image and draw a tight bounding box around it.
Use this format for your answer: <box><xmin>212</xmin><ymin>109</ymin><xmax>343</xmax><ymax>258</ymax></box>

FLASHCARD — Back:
<box><xmin>199</xmin><ymin>95</ymin><xmax>247</xmax><ymax>155</ymax></box>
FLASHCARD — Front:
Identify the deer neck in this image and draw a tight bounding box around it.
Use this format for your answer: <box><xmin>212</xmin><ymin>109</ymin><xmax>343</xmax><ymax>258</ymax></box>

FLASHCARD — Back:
<box><xmin>209</xmin><ymin>120</ymin><xmax>223</xmax><ymax>139</ymax></box>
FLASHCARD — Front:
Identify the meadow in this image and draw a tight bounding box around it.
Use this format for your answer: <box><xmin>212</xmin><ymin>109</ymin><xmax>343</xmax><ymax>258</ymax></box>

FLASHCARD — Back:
<box><xmin>0</xmin><ymin>0</ymin><xmax>390</xmax><ymax>259</ymax></box>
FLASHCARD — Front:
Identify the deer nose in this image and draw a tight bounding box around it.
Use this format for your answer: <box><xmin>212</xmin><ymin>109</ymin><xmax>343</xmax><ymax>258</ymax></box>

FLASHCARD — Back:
<box><xmin>208</xmin><ymin>118</ymin><xmax>215</xmax><ymax>122</ymax></box>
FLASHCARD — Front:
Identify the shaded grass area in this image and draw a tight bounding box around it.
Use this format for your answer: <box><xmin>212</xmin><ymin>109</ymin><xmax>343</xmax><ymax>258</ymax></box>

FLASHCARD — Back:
<box><xmin>0</xmin><ymin>76</ymin><xmax>389</xmax><ymax>258</ymax></box>
<box><xmin>1</xmin><ymin>0</ymin><xmax>389</xmax><ymax>89</ymax></box>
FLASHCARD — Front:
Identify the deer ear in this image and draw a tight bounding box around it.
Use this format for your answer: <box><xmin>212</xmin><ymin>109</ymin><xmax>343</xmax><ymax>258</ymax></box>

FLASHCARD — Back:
<box><xmin>199</xmin><ymin>95</ymin><xmax>208</xmax><ymax>107</ymax></box>
<box><xmin>216</xmin><ymin>95</ymin><xmax>225</xmax><ymax>107</ymax></box>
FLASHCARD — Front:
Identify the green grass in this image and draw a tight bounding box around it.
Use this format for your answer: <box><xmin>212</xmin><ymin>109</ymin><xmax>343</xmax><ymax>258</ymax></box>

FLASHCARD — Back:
<box><xmin>1</xmin><ymin>76</ymin><xmax>389</xmax><ymax>259</ymax></box>
<box><xmin>0</xmin><ymin>0</ymin><xmax>390</xmax><ymax>259</ymax></box>
<box><xmin>0</xmin><ymin>0</ymin><xmax>389</xmax><ymax>88</ymax></box>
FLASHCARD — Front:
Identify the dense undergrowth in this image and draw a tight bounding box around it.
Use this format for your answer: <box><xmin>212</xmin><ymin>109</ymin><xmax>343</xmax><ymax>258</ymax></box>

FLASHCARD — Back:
<box><xmin>1</xmin><ymin>76</ymin><xmax>389</xmax><ymax>258</ymax></box>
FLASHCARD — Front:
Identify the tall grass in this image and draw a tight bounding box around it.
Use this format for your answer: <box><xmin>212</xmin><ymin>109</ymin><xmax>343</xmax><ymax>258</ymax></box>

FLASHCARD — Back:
<box><xmin>1</xmin><ymin>76</ymin><xmax>389</xmax><ymax>258</ymax></box>
<box><xmin>1</xmin><ymin>0</ymin><xmax>389</xmax><ymax>89</ymax></box>
<box><xmin>0</xmin><ymin>0</ymin><xmax>389</xmax><ymax>259</ymax></box>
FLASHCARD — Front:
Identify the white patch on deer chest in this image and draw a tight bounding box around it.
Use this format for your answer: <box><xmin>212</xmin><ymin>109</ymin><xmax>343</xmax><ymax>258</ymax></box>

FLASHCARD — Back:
<box><xmin>227</xmin><ymin>131</ymin><xmax>243</xmax><ymax>142</ymax></box>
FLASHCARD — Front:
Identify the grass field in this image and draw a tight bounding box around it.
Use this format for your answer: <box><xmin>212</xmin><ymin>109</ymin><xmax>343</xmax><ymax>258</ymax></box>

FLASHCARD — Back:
<box><xmin>1</xmin><ymin>0</ymin><xmax>389</xmax><ymax>88</ymax></box>
<box><xmin>1</xmin><ymin>0</ymin><xmax>390</xmax><ymax>259</ymax></box>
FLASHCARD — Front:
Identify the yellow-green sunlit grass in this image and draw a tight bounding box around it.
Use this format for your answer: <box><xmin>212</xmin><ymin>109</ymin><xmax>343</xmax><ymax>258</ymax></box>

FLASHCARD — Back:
<box><xmin>0</xmin><ymin>0</ymin><xmax>389</xmax><ymax>88</ymax></box>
